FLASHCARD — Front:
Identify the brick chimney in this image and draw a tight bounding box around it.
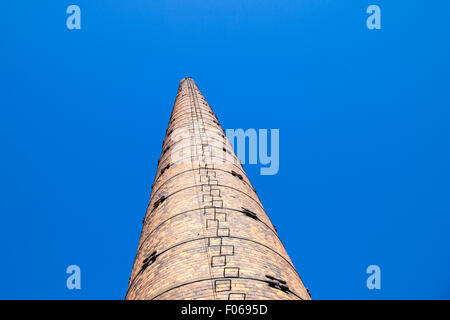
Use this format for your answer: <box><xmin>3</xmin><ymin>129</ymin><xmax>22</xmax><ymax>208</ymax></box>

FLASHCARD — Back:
<box><xmin>125</xmin><ymin>78</ymin><xmax>310</xmax><ymax>300</ymax></box>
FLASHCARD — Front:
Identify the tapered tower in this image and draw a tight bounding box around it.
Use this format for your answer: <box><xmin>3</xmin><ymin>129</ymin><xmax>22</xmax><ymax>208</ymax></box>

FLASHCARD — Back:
<box><xmin>126</xmin><ymin>78</ymin><xmax>310</xmax><ymax>300</ymax></box>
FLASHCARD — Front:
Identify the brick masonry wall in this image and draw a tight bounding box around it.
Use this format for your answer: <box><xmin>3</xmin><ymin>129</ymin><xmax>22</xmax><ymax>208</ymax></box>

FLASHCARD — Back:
<box><xmin>125</xmin><ymin>78</ymin><xmax>310</xmax><ymax>300</ymax></box>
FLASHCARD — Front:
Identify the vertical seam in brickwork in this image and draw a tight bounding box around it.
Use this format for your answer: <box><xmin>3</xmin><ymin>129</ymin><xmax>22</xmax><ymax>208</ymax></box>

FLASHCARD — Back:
<box><xmin>187</xmin><ymin>79</ymin><xmax>218</xmax><ymax>300</ymax></box>
<box><xmin>189</xmin><ymin>79</ymin><xmax>240</xmax><ymax>299</ymax></box>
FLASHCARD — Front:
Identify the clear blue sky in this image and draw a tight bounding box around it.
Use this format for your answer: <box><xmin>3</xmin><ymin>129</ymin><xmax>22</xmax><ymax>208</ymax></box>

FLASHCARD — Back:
<box><xmin>1</xmin><ymin>1</ymin><xmax>449</xmax><ymax>299</ymax></box>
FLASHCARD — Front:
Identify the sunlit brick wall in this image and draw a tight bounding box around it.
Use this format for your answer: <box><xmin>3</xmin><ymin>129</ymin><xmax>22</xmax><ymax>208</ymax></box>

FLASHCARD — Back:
<box><xmin>125</xmin><ymin>78</ymin><xmax>310</xmax><ymax>300</ymax></box>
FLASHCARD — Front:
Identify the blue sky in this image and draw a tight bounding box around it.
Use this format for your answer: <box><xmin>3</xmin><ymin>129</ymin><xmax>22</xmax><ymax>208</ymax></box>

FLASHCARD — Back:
<box><xmin>1</xmin><ymin>1</ymin><xmax>449</xmax><ymax>299</ymax></box>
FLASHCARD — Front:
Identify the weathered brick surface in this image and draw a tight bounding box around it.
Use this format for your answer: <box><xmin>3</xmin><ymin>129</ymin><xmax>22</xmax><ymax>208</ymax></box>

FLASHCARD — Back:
<box><xmin>126</xmin><ymin>78</ymin><xmax>310</xmax><ymax>300</ymax></box>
